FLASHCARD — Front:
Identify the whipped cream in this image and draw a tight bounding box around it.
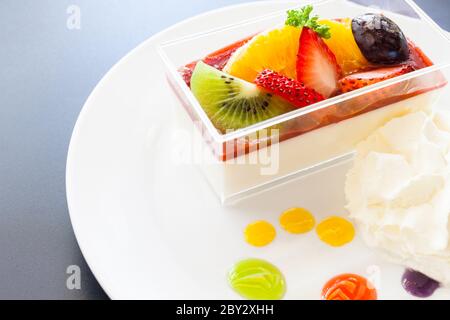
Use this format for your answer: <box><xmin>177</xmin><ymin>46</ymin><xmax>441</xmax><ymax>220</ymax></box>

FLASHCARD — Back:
<box><xmin>345</xmin><ymin>111</ymin><xmax>450</xmax><ymax>286</ymax></box>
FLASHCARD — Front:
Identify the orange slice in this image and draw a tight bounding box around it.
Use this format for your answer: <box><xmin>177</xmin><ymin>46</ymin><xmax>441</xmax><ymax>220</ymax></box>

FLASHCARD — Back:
<box><xmin>321</xmin><ymin>19</ymin><xmax>369</xmax><ymax>75</ymax></box>
<box><xmin>223</xmin><ymin>25</ymin><xmax>301</xmax><ymax>82</ymax></box>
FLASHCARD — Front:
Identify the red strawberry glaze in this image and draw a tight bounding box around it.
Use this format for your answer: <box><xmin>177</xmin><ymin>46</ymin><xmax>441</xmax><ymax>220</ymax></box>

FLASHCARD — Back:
<box><xmin>179</xmin><ymin>35</ymin><xmax>253</xmax><ymax>87</ymax></box>
<box><xmin>407</xmin><ymin>39</ymin><xmax>433</xmax><ymax>69</ymax></box>
<box><xmin>204</xmin><ymin>36</ymin><xmax>254</xmax><ymax>70</ymax></box>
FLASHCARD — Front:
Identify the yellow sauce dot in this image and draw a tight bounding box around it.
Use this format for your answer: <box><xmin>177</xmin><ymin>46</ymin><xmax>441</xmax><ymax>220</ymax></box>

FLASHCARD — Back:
<box><xmin>316</xmin><ymin>216</ymin><xmax>355</xmax><ymax>247</ymax></box>
<box><xmin>279</xmin><ymin>208</ymin><xmax>315</xmax><ymax>234</ymax></box>
<box><xmin>244</xmin><ymin>221</ymin><xmax>276</xmax><ymax>247</ymax></box>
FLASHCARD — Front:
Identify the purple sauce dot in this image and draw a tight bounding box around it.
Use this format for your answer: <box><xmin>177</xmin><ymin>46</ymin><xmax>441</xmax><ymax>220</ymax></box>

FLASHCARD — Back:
<box><xmin>401</xmin><ymin>269</ymin><xmax>440</xmax><ymax>298</ymax></box>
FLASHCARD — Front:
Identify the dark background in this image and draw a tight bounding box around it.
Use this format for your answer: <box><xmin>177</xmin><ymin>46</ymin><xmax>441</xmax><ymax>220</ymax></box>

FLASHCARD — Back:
<box><xmin>0</xmin><ymin>0</ymin><xmax>448</xmax><ymax>299</ymax></box>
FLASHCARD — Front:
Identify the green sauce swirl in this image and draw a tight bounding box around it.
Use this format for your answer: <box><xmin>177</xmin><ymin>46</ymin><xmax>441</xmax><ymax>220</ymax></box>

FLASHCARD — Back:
<box><xmin>228</xmin><ymin>258</ymin><xmax>286</xmax><ymax>300</ymax></box>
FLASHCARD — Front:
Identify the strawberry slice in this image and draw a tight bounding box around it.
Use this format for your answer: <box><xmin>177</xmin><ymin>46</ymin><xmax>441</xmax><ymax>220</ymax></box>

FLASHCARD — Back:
<box><xmin>339</xmin><ymin>65</ymin><xmax>415</xmax><ymax>93</ymax></box>
<box><xmin>297</xmin><ymin>27</ymin><xmax>342</xmax><ymax>98</ymax></box>
<box><xmin>255</xmin><ymin>69</ymin><xmax>324</xmax><ymax>108</ymax></box>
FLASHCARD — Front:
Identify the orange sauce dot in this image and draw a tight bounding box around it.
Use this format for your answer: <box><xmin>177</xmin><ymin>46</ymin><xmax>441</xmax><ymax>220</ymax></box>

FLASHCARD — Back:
<box><xmin>279</xmin><ymin>208</ymin><xmax>315</xmax><ymax>234</ymax></box>
<box><xmin>316</xmin><ymin>216</ymin><xmax>355</xmax><ymax>247</ymax></box>
<box><xmin>322</xmin><ymin>273</ymin><xmax>377</xmax><ymax>300</ymax></box>
<box><xmin>244</xmin><ymin>221</ymin><xmax>276</xmax><ymax>247</ymax></box>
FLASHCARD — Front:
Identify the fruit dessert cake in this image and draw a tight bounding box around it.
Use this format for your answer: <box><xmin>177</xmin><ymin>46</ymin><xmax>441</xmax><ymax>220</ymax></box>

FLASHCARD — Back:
<box><xmin>171</xmin><ymin>5</ymin><xmax>447</xmax><ymax>202</ymax></box>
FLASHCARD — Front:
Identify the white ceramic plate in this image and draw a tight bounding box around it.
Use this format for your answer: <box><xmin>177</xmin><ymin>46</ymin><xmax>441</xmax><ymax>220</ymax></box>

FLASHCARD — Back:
<box><xmin>66</xmin><ymin>1</ymin><xmax>450</xmax><ymax>299</ymax></box>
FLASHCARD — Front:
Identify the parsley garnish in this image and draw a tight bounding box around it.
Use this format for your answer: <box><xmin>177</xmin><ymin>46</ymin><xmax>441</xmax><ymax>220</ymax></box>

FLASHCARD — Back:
<box><xmin>285</xmin><ymin>5</ymin><xmax>331</xmax><ymax>39</ymax></box>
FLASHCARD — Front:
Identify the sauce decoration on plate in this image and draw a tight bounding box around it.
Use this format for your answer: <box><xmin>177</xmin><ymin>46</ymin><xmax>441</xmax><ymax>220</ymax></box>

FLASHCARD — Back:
<box><xmin>279</xmin><ymin>207</ymin><xmax>315</xmax><ymax>234</ymax></box>
<box><xmin>322</xmin><ymin>273</ymin><xmax>377</xmax><ymax>300</ymax></box>
<box><xmin>316</xmin><ymin>216</ymin><xmax>355</xmax><ymax>247</ymax></box>
<box><xmin>402</xmin><ymin>269</ymin><xmax>440</xmax><ymax>298</ymax></box>
<box><xmin>228</xmin><ymin>258</ymin><xmax>286</xmax><ymax>300</ymax></box>
<box><xmin>244</xmin><ymin>220</ymin><xmax>276</xmax><ymax>247</ymax></box>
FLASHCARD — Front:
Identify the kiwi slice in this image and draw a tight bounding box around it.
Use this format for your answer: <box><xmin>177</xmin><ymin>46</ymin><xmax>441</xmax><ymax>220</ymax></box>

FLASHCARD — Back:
<box><xmin>190</xmin><ymin>61</ymin><xmax>294</xmax><ymax>133</ymax></box>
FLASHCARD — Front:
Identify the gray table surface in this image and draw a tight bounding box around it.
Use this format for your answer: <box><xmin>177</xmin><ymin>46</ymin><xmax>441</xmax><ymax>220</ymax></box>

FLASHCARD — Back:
<box><xmin>0</xmin><ymin>0</ymin><xmax>448</xmax><ymax>300</ymax></box>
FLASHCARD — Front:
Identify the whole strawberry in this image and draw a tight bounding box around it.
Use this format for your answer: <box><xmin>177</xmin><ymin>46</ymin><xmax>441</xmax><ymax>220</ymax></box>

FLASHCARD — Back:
<box><xmin>255</xmin><ymin>69</ymin><xmax>324</xmax><ymax>109</ymax></box>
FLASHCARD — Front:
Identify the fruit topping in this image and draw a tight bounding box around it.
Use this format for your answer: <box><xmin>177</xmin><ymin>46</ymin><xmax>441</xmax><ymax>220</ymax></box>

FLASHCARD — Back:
<box><xmin>190</xmin><ymin>62</ymin><xmax>295</xmax><ymax>133</ymax></box>
<box><xmin>321</xmin><ymin>18</ymin><xmax>369</xmax><ymax>75</ymax></box>
<box><xmin>339</xmin><ymin>64</ymin><xmax>415</xmax><ymax>93</ymax></box>
<box><xmin>223</xmin><ymin>25</ymin><xmax>301</xmax><ymax>83</ymax></box>
<box><xmin>255</xmin><ymin>69</ymin><xmax>324</xmax><ymax>108</ymax></box>
<box><xmin>297</xmin><ymin>27</ymin><xmax>342</xmax><ymax>98</ymax></box>
<box><xmin>352</xmin><ymin>13</ymin><xmax>409</xmax><ymax>65</ymax></box>
<box><xmin>178</xmin><ymin>5</ymin><xmax>440</xmax><ymax>154</ymax></box>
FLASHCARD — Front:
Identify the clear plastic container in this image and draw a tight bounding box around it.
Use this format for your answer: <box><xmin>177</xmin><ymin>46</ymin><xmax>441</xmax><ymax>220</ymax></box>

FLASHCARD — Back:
<box><xmin>159</xmin><ymin>0</ymin><xmax>450</xmax><ymax>204</ymax></box>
